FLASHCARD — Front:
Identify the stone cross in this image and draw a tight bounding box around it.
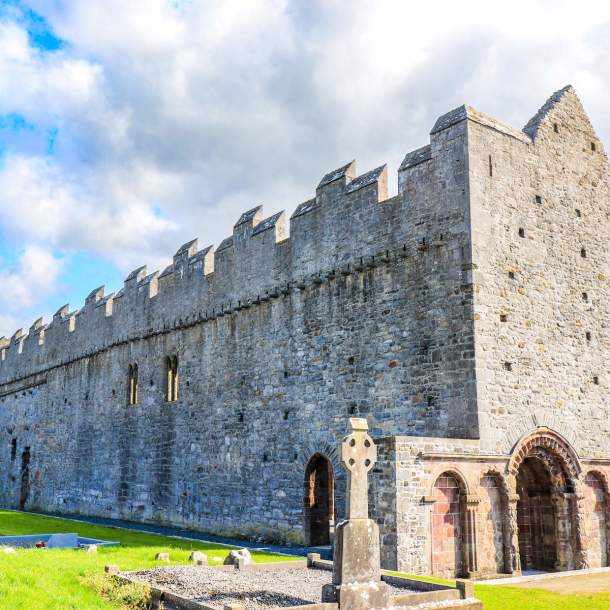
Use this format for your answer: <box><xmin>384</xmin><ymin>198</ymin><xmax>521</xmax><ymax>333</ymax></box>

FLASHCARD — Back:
<box><xmin>322</xmin><ymin>418</ymin><xmax>390</xmax><ymax>610</ymax></box>
<box><xmin>341</xmin><ymin>417</ymin><xmax>376</xmax><ymax>520</ymax></box>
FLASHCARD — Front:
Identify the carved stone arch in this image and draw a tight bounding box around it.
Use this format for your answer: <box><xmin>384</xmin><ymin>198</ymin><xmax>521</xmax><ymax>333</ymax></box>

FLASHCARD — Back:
<box><xmin>508</xmin><ymin>427</ymin><xmax>581</xmax><ymax>486</ymax></box>
<box><xmin>508</xmin><ymin>428</ymin><xmax>584</xmax><ymax>572</ymax></box>
<box><xmin>500</xmin><ymin>414</ymin><xmax>581</xmax><ymax>456</ymax></box>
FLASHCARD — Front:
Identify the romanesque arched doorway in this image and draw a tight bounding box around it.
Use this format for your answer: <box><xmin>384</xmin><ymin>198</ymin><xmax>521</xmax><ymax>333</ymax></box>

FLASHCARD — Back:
<box><xmin>516</xmin><ymin>457</ymin><xmax>558</xmax><ymax>570</ymax></box>
<box><xmin>303</xmin><ymin>454</ymin><xmax>335</xmax><ymax>546</ymax></box>
<box><xmin>583</xmin><ymin>472</ymin><xmax>609</xmax><ymax>567</ymax></box>
<box><xmin>431</xmin><ymin>472</ymin><xmax>468</xmax><ymax>578</ymax></box>
<box><xmin>509</xmin><ymin>430</ymin><xmax>582</xmax><ymax>572</ymax></box>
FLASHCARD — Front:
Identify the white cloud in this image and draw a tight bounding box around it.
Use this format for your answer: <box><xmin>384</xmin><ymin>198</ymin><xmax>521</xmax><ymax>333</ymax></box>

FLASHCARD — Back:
<box><xmin>0</xmin><ymin>245</ymin><xmax>63</xmax><ymax>336</ymax></box>
<box><xmin>0</xmin><ymin>0</ymin><xmax>610</xmax><ymax>334</ymax></box>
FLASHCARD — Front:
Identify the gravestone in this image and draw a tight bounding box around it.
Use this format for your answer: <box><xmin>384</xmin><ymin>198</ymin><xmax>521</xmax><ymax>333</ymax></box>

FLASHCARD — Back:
<box><xmin>322</xmin><ymin>418</ymin><xmax>390</xmax><ymax>610</ymax></box>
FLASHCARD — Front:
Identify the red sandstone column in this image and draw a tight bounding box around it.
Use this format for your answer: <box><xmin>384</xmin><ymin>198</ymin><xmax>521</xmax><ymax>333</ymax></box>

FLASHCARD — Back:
<box><xmin>552</xmin><ymin>492</ymin><xmax>575</xmax><ymax>571</ymax></box>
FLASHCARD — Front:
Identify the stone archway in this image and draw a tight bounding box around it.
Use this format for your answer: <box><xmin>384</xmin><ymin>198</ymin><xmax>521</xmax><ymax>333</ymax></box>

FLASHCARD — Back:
<box><xmin>303</xmin><ymin>454</ymin><xmax>335</xmax><ymax>546</ymax></box>
<box><xmin>583</xmin><ymin>471</ymin><xmax>609</xmax><ymax>567</ymax></box>
<box><xmin>508</xmin><ymin>429</ymin><xmax>583</xmax><ymax>572</ymax></box>
<box><xmin>431</xmin><ymin>471</ymin><xmax>469</xmax><ymax>578</ymax></box>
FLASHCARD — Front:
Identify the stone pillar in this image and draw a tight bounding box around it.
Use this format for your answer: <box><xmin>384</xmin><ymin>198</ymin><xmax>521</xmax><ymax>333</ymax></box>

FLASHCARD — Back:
<box><xmin>321</xmin><ymin>418</ymin><xmax>390</xmax><ymax>610</ymax></box>
<box><xmin>465</xmin><ymin>495</ymin><xmax>480</xmax><ymax>577</ymax></box>
<box><xmin>552</xmin><ymin>492</ymin><xmax>575</xmax><ymax>571</ymax></box>
<box><xmin>573</xmin><ymin>491</ymin><xmax>590</xmax><ymax>570</ymax></box>
<box><xmin>505</xmin><ymin>493</ymin><xmax>522</xmax><ymax>575</ymax></box>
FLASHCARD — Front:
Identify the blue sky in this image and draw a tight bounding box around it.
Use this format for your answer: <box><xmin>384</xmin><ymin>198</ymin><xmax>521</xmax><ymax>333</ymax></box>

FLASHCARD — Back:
<box><xmin>0</xmin><ymin>0</ymin><xmax>610</xmax><ymax>337</ymax></box>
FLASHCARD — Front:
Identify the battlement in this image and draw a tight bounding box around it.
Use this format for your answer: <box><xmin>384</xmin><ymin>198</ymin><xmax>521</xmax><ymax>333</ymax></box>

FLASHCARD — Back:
<box><xmin>1</xmin><ymin>85</ymin><xmax>606</xmax><ymax>386</ymax></box>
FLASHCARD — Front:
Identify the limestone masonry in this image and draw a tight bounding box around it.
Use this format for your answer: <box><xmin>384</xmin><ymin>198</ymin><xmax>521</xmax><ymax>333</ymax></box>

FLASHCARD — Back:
<box><xmin>1</xmin><ymin>86</ymin><xmax>609</xmax><ymax>578</ymax></box>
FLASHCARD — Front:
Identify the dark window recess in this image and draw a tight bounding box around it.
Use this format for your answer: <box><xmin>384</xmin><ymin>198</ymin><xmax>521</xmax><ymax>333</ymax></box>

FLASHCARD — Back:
<box><xmin>10</xmin><ymin>438</ymin><xmax>16</xmax><ymax>461</ymax></box>
<box><xmin>582</xmin><ymin>291</ymin><xmax>588</xmax><ymax>302</ymax></box>
<box><xmin>283</xmin><ymin>411</ymin><xmax>289</xmax><ymax>420</ymax></box>
<box><xmin>553</xmin><ymin>123</ymin><xmax>559</xmax><ymax>133</ymax></box>
<box><xmin>518</xmin><ymin>228</ymin><xmax>525</xmax><ymax>238</ymax></box>
<box><xmin>348</xmin><ymin>356</ymin><xmax>355</xmax><ymax>365</ymax></box>
<box><xmin>508</xmin><ymin>271</ymin><xmax>515</xmax><ymax>280</ymax></box>
<box><xmin>488</xmin><ymin>155</ymin><xmax>493</xmax><ymax>177</ymax></box>
<box><xmin>593</xmin><ymin>376</ymin><xmax>600</xmax><ymax>385</ymax></box>
<box><xmin>262</xmin><ymin>453</ymin><xmax>268</xmax><ymax>462</ymax></box>
<box><xmin>591</xmin><ymin>142</ymin><xmax>597</xmax><ymax>152</ymax></box>
<box><xmin>581</xmin><ymin>248</ymin><xmax>587</xmax><ymax>258</ymax></box>
<box><xmin>575</xmin><ymin>209</ymin><xmax>581</xmax><ymax>218</ymax></box>
<box><xmin>585</xmin><ymin>331</ymin><xmax>592</xmax><ymax>341</ymax></box>
<box><xmin>19</xmin><ymin>447</ymin><xmax>31</xmax><ymax>511</ymax></box>
<box><xmin>503</xmin><ymin>362</ymin><xmax>513</xmax><ymax>371</ymax></box>
<box><xmin>535</xmin><ymin>195</ymin><xmax>542</xmax><ymax>204</ymax></box>
<box><xmin>500</xmin><ymin>314</ymin><xmax>508</xmax><ymax>323</ymax></box>
<box><xmin>238</xmin><ymin>412</ymin><xmax>244</xmax><ymax>423</ymax></box>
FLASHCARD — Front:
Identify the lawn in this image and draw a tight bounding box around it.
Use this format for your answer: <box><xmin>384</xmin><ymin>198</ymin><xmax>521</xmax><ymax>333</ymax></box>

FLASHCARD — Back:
<box><xmin>387</xmin><ymin>571</ymin><xmax>610</xmax><ymax>610</ymax></box>
<box><xmin>0</xmin><ymin>510</ymin><xmax>295</xmax><ymax>610</ymax></box>
<box><xmin>1</xmin><ymin>510</ymin><xmax>609</xmax><ymax>610</ymax></box>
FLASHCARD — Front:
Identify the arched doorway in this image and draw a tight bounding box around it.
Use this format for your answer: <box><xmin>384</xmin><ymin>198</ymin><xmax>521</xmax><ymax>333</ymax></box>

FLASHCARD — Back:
<box><xmin>431</xmin><ymin>472</ymin><xmax>468</xmax><ymax>578</ymax></box>
<box><xmin>583</xmin><ymin>472</ymin><xmax>609</xmax><ymax>567</ymax></box>
<box><xmin>303</xmin><ymin>454</ymin><xmax>335</xmax><ymax>546</ymax></box>
<box><xmin>516</xmin><ymin>457</ymin><xmax>558</xmax><ymax>570</ymax></box>
<box><xmin>479</xmin><ymin>473</ymin><xmax>508</xmax><ymax>575</ymax></box>
<box><xmin>509</xmin><ymin>430</ymin><xmax>582</xmax><ymax>572</ymax></box>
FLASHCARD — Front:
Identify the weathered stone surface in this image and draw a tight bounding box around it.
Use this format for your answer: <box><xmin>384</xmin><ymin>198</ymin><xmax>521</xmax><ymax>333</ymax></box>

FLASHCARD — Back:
<box><xmin>0</xmin><ymin>85</ymin><xmax>608</xmax><ymax>579</ymax></box>
<box><xmin>189</xmin><ymin>551</ymin><xmax>207</xmax><ymax>564</ymax></box>
<box><xmin>223</xmin><ymin>548</ymin><xmax>253</xmax><ymax>568</ymax></box>
<box><xmin>155</xmin><ymin>552</ymin><xmax>170</xmax><ymax>562</ymax></box>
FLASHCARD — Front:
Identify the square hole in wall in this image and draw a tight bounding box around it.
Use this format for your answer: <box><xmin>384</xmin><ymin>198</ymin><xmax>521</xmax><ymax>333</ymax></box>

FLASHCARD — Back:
<box><xmin>585</xmin><ymin>331</ymin><xmax>592</xmax><ymax>341</ymax></box>
<box><xmin>581</xmin><ymin>248</ymin><xmax>587</xmax><ymax>258</ymax></box>
<box><xmin>575</xmin><ymin>209</ymin><xmax>581</xmax><ymax>218</ymax></box>
<box><xmin>500</xmin><ymin>314</ymin><xmax>508</xmax><ymax>323</ymax></box>
<box><xmin>535</xmin><ymin>195</ymin><xmax>542</xmax><ymax>204</ymax></box>
<box><xmin>593</xmin><ymin>375</ymin><xmax>599</xmax><ymax>385</ymax></box>
<box><xmin>553</xmin><ymin>123</ymin><xmax>559</xmax><ymax>133</ymax></box>
<box><xmin>503</xmin><ymin>362</ymin><xmax>513</xmax><ymax>371</ymax></box>
<box><xmin>508</xmin><ymin>271</ymin><xmax>515</xmax><ymax>280</ymax></box>
<box><xmin>582</xmin><ymin>291</ymin><xmax>588</xmax><ymax>302</ymax></box>
<box><xmin>591</xmin><ymin>142</ymin><xmax>597</xmax><ymax>152</ymax></box>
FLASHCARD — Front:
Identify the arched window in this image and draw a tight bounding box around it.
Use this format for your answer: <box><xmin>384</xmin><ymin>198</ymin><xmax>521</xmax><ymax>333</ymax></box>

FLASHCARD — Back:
<box><xmin>127</xmin><ymin>363</ymin><xmax>138</xmax><ymax>405</ymax></box>
<box><xmin>165</xmin><ymin>356</ymin><xmax>179</xmax><ymax>402</ymax></box>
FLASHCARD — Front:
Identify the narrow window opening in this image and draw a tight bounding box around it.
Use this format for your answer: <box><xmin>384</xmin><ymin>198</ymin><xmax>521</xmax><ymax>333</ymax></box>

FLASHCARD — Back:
<box><xmin>581</xmin><ymin>248</ymin><xmax>587</xmax><ymax>258</ymax></box>
<box><xmin>283</xmin><ymin>411</ymin><xmax>289</xmax><ymax>420</ymax></box>
<box><xmin>508</xmin><ymin>271</ymin><xmax>515</xmax><ymax>280</ymax></box>
<box><xmin>582</xmin><ymin>291</ymin><xmax>588</xmax><ymax>302</ymax></box>
<box><xmin>535</xmin><ymin>195</ymin><xmax>542</xmax><ymax>204</ymax></box>
<box><xmin>10</xmin><ymin>438</ymin><xmax>16</xmax><ymax>461</ymax></box>
<box><xmin>553</xmin><ymin>123</ymin><xmax>559</xmax><ymax>133</ymax></box>
<box><xmin>500</xmin><ymin>314</ymin><xmax>508</xmax><ymax>323</ymax></box>
<box><xmin>575</xmin><ymin>209</ymin><xmax>581</xmax><ymax>218</ymax></box>
<box><xmin>518</xmin><ymin>228</ymin><xmax>525</xmax><ymax>238</ymax></box>
<box><xmin>503</xmin><ymin>362</ymin><xmax>513</xmax><ymax>371</ymax></box>
<box><xmin>591</xmin><ymin>142</ymin><xmax>597</xmax><ymax>152</ymax></box>
<box><xmin>585</xmin><ymin>331</ymin><xmax>592</xmax><ymax>341</ymax></box>
<box><xmin>128</xmin><ymin>363</ymin><xmax>139</xmax><ymax>405</ymax></box>
<box><xmin>165</xmin><ymin>355</ymin><xmax>179</xmax><ymax>402</ymax></box>
<box><xmin>593</xmin><ymin>376</ymin><xmax>599</xmax><ymax>385</ymax></box>
<box><xmin>488</xmin><ymin>155</ymin><xmax>493</xmax><ymax>177</ymax></box>
<box><xmin>237</xmin><ymin>412</ymin><xmax>244</xmax><ymax>423</ymax></box>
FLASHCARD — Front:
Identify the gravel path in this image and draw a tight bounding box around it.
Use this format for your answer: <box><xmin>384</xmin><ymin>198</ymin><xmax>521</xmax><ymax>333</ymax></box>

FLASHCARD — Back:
<box><xmin>129</xmin><ymin>565</ymin><xmax>414</xmax><ymax>609</ymax></box>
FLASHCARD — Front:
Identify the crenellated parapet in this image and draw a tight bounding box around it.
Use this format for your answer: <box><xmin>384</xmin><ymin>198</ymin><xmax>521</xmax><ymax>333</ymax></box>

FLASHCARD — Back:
<box><xmin>2</xmin><ymin>90</ymin><xmax>556</xmax><ymax>386</ymax></box>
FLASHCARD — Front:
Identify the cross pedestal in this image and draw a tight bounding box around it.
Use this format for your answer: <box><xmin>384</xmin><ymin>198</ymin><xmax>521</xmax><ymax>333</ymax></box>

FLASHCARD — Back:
<box><xmin>321</xmin><ymin>418</ymin><xmax>390</xmax><ymax>610</ymax></box>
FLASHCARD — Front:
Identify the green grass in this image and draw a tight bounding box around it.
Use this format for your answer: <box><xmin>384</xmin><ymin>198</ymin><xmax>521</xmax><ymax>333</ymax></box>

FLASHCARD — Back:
<box><xmin>1</xmin><ymin>510</ymin><xmax>609</xmax><ymax>610</ymax></box>
<box><xmin>387</xmin><ymin>571</ymin><xmax>610</xmax><ymax>610</ymax></box>
<box><xmin>0</xmin><ymin>510</ymin><xmax>295</xmax><ymax>610</ymax></box>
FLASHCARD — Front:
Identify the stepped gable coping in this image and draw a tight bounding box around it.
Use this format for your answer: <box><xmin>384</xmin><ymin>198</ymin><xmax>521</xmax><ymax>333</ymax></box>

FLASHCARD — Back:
<box><xmin>252</xmin><ymin>211</ymin><xmax>283</xmax><ymax>236</ymax></box>
<box><xmin>399</xmin><ymin>145</ymin><xmax>431</xmax><ymax>171</ymax></box>
<box><xmin>317</xmin><ymin>160</ymin><xmax>356</xmax><ymax>189</ymax></box>
<box><xmin>234</xmin><ymin>205</ymin><xmax>262</xmax><ymax>228</ymax></box>
<box><xmin>345</xmin><ymin>165</ymin><xmax>386</xmax><ymax>194</ymax></box>
<box><xmin>291</xmin><ymin>198</ymin><xmax>318</xmax><ymax>219</ymax></box>
<box><xmin>216</xmin><ymin>236</ymin><xmax>234</xmax><ymax>253</ymax></box>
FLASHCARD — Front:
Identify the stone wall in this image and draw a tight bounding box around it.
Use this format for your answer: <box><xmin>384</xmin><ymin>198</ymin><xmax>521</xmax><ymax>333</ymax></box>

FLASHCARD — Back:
<box><xmin>0</xmin><ymin>117</ymin><xmax>477</xmax><ymax>542</ymax></box>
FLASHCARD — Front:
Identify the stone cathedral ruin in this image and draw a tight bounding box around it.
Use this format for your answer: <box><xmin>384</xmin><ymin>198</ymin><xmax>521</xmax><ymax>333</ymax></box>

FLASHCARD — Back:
<box><xmin>0</xmin><ymin>85</ymin><xmax>609</xmax><ymax>579</ymax></box>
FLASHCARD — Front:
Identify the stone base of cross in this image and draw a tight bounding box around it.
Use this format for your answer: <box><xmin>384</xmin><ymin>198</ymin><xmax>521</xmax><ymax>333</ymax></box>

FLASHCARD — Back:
<box><xmin>321</xmin><ymin>418</ymin><xmax>390</xmax><ymax>610</ymax></box>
